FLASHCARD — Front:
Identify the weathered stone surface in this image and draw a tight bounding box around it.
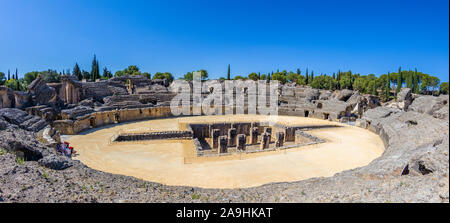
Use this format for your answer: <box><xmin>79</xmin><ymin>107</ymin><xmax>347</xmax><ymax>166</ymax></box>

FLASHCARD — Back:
<box><xmin>78</xmin><ymin>98</ymin><xmax>95</xmax><ymax>108</ymax></box>
<box><xmin>38</xmin><ymin>154</ymin><xmax>73</xmax><ymax>170</ymax></box>
<box><xmin>103</xmin><ymin>95</ymin><xmax>157</xmax><ymax>106</ymax></box>
<box><xmin>0</xmin><ymin>108</ymin><xmax>48</xmax><ymax>132</ymax></box>
<box><xmin>397</xmin><ymin>88</ymin><xmax>413</xmax><ymax>110</ymax></box>
<box><xmin>408</xmin><ymin>95</ymin><xmax>449</xmax><ymax>116</ymax></box>
<box><xmin>433</xmin><ymin>105</ymin><xmax>449</xmax><ymax>120</ymax></box>
<box><xmin>61</xmin><ymin>106</ymin><xmax>95</xmax><ymax>120</ymax></box>
<box><xmin>0</xmin><ymin>82</ymin><xmax>448</xmax><ymax>203</ymax></box>
<box><xmin>0</xmin><ymin>86</ymin><xmax>14</xmax><ymax>108</ymax></box>
<box><xmin>333</xmin><ymin>89</ymin><xmax>353</xmax><ymax>101</ymax></box>
<box><xmin>13</xmin><ymin>91</ymin><xmax>32</xmax><ymax>109</ymax></box>
<box><xmin>27</xmin><ymin>77</ymin><xmax>62</xmax><ymax>107</ymax></box>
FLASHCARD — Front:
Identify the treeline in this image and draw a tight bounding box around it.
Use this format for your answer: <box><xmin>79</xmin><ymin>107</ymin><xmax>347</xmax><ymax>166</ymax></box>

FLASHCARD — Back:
<box><xmin>1</xmin><ymin>57</ymin><xmax>448</xmax><ymax>99</ymax></box>
<box><xmin>0</xmin><ymin>55</ymin><xmax>175</xmax><ymax>91</ymax></box>
<box><xmin>219</xmin><ymin>66</ymin><xmax>448</xmax><ymax>100</ymax></box>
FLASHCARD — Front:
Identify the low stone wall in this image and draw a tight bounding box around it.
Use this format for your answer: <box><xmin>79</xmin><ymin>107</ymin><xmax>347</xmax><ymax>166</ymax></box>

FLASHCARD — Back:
<box><xmin>113</xmin><ymin>131</ymin><xmax>193</xmax><ymax>142</ymax></box>
<box><xmin>53</xmin><ymin>106</ymin><xmax>173</xmax><ymax>135</ymax></box>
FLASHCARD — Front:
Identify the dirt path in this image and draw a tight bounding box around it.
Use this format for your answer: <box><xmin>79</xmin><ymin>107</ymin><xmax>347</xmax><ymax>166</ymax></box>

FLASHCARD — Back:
<box><xmin>67</xmin><ymin>115</ymin><xmax>385</xmax><ymax>189</ymax></box>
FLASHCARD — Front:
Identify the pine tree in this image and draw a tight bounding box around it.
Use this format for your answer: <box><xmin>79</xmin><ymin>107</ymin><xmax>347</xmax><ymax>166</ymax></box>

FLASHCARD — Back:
<box><xmin>296</xmin><ymin>68</ymin><xmax>301</xmax><ymax>75</ymax></box>
<box><xmin>73</xmin><ymin>63</ymin><xmax>82</xmax><ymax>80</ymax></box>
<box><xmin>396</xmin><ymin>67</ymin><xmax>402</xmax><ymax>96</ymax></box>
<box><xmin>227</xmin><ymin>64</ymin><xmax>231</xmax><ymax>80</ymax></box>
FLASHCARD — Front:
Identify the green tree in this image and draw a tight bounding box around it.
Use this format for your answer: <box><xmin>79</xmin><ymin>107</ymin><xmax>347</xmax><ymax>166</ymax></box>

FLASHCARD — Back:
<box><xmin>5</xmin><ymin>79</ymin><xmax>20</xmax><ymax>91</ymax></box>
<box><xmin>413</xmin><ymin>68</ymin><xmax>419</xmax><ymax>94</ymax></box>
<box><xmin>310</xmin><ymin>75</ymin><xmax>335</xmax><ymax>90</ymax></box>
<box><xmin>153</xmin><ymin>72</ymin><xmax>174</xmax><ymax>83</ymax></box>
<box><xmin>396</xmin><ymin>67</ymin><xmax>402</xmax><ymax>96</ymax></box>
<box><xmin>39</xmin><ymin>70</ymin><xmax>61</xmax><ymax>83</ymax></box>
<box><xmin>440</xmin><ymin>82</ymin><xmax>449</xmax><ymax>95</ymax></box>
<box><xmin>142</xmin><ymin>72</ymin><xmax>151</xmax><ymax>79</ymax></box>
<box><xmin>115</xmin><ymin>65</ymin><xmax>142</xmax><ymax>76</ymax></box>
<box><xmin>233</xmin><ymin>75</ymin><xmax>246</xmax><ymax>80</ymax></box>
<box><xmin>386</xmin><ymin>72</ymin><xmax>391</xmax><ymax>100</ymax></box>
<box><xmin>368</xmin><ymin>80</ymin><xmax>377</xmax><ymax>95</ymax></box>
<box><xmin>227</xmin><ymin>64</ymin><xmax>231</xmax><ymax>80</ymax></box>
<box><xmin>248</xmin><ymin>72</ymin><xmax>259</xmax><ymax>81</ymax></box>
<box><xmin>183</xmin><ymin>72</ymin><xmax>193</xmax><ymax>81</ymax></box>
<box><xmin>271</xmin><ymin>70</ymin><xmax>287</xmax><ymax>84</ymax></box>
<box><xmin>102</xmin><ymin>67</ymin><xmax>113</xmax><ymax>79</ymax></box>
<box><xmin>260</xmin><ymin>74</ymin><xmax>267</xmax><ymax>80</ymax></box>
<box><xmin>406</xmin><ymin>70</ymin><xmax>413</xmax><ymax>89</ymax></box>
<box><xmin>0</xmin><ymin>72</ymin><xmax>5</xmax><ymax>85</ymax></box>
<box><xmin>305</xmin><ymin>68</ymin><xmax>309</xmax><ymax>84</ymax></box>
<box><xmin>339</xmin><ymin>75</ymin><xmax>352</xmax><ymax>90</ymax></box>
<box><xmin>353</xmin><ymin>76</ymin><xmax>369</xmax><ymax>93</ymax></box>
<box><xmin>90</xmin><ymin>55</ymin><xmax>100</xmax><ymax>81</ymax></box>
<box><xmin>23</xmin><ymin>71</ymin><xmax>39</xmax><ymax>86</ymax></box>
<box><xmin>73</xmin><ymin>63</ymin><xmax>82</xmax><ymax>80</ymax></box>
<box><xmin>286</xmin><ymin>71</ymin><xmax>299</xmax><ymax>83</ymax></box>
<box><xmin>82</xmin><ymin>70</ymin><xmax>90</xmax><ymax>80</ymax></box>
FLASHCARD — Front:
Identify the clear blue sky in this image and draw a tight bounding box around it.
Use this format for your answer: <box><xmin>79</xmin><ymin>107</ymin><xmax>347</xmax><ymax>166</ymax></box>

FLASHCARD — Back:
<box><xmin>0</xmin><ymin>0</ymin><xmax>448</xmax><ymax>81</ymax></box>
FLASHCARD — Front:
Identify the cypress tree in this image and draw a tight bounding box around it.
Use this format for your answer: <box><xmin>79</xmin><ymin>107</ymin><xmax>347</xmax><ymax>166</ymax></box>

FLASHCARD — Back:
<box><xmin>7</xmin><ymin>70</ymin><xmax>10</xmax><ymax>80</ymax></box>
<box><xmin>413</xmin><ymin>68</ymin><xmax>419</xmax><ymax>94</ymax></box>
<box><xmin>73</xmin><ymin>63</ymin><xmax>82</xmax><ymax>80</ymax></box>
<box><xmin>386</xmin><ymin>72</ymin><xmax>391</xmax><ymax>100</ymax></box>
<box><xmin>371</xmin><ymin>81</ymin><xmax>377</xmax><ymax>96</ymax></box>
<box><xmin>311</xmin><ymin>70</ymin><xmax>314</xmax><ymax>82</ymax></box>
<box><xmin>15</xmin><ymin>68</ymin><xmax>18</xmax><ymax>80</ymax></box>
<box><xmin>227</xmin><ymin>64</ymin><xmax>231</xmax><ymax>80</ymax></box>
<box><xmin>406</xmin><ymin>70</ymin><xmax>413</xmax><ymax>89</ymax></box>
<box><xmin>332</xmin><ymin>72</ymin><xmax>336</xmax><ymax>80</ymax></box>
<box><xmin>296</xmin><ymin>68</ymin><xmax>301</xmax><ymax>75</ymax></box>
<box><xmin>258</xmin><ymin>72</ymin><xmax>260</xmax><ymax>79</ymax></box>
<box><xmin>396</xmin><ymin>67</ymin><xmax>402</xmax><ymax>96</ymax></box>
<box><xmin>305</xmin><ymin>68</ymin><xmax>309</xmax><ymax>84</ymax></box>
<box><xmin>91</xmin><ymin>55</ymin><xmax>100</xmax><ymax>81</ymax></box>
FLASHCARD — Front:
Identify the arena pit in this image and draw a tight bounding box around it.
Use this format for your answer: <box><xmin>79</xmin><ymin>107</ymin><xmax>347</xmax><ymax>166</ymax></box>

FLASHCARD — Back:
<box><xmin>66</xmin><ymin>115</ymin><xmax>385</xmax><ymax>189</ymax></box>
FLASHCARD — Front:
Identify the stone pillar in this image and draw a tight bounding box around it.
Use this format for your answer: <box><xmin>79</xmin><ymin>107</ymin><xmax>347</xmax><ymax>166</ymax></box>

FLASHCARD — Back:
<box><xmin>237</xmin><ymin>134</ymin><xmax>246</xmax><ymax>151</ymax></box>
<box><xmin>210</xmin><ymin>129</ymin><xmax>220</xmax><ymax>149</ymax></box>
<box><xmin>250</xmin><ymin>127</ymin><xmax>259</xmax><ymax>145</ymax></box>
<box><xmin>264</xmin><ymin>127</ymin><xmax>272</xmax><ymax>138</ymax></box>
<box><xmin>275</xmin><ymin>132</ymin><xmax>285</xmax><ymax>147</ymax></box>
<box><xmin>228</xmin><ymin>128</ymin><xmax>237</xmax><ymax>147</ymax></box>
<box><xmin>285</xmin><ymin>127</ymin><xmax>295</xmax><ymax>142</ymax></box>
<box><xmin>260</xmin><ymin>132</ymin><xmax>270</xmax><ymax>150</ymax></box>
<box><xmin>219</xmin><ymin>136</ymin><xmax>228</xmax><ymax>154</ymax></box>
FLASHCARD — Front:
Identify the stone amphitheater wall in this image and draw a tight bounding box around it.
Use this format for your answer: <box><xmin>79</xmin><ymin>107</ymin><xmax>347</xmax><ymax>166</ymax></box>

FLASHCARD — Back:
<box><xmin>53</xmin><ymin>102</ymin><xmax>355</xmax><ymax>135</ymax></box>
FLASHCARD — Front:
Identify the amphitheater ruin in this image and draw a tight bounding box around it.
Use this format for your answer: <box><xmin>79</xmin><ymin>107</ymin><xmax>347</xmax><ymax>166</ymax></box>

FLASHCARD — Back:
<box><xmin>0</xmin><ymin>74</ymin><xmax>448</xmax><ymax>202</ymax></box>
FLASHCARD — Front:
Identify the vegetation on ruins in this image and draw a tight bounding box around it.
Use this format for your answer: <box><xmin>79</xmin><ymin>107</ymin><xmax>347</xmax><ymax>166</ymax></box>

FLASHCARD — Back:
<box><xmin>183</xmin><ymin>70</ymin><xmax>208</xmax><ymax>81</ymax></box>
<box><xmin>153</xmin><ymin>72</ymin><xmax>174</xmax><ymax>82</ymax></box>
<box><xmin>114</xmin><ymin>65</ymin><xmax>151</xmax><ymax>79</ymax></box>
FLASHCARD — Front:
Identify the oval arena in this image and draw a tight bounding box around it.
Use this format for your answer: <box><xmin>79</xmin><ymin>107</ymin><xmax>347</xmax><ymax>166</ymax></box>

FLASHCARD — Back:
<box><xmin>66</xmin><ymin>114</ymin><xmax>384</xmax><ymax>189</ymax></box>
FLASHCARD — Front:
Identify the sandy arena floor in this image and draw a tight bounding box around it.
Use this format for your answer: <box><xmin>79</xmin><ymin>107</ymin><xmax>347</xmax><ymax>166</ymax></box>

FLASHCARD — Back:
<box><xmin>66</xmin><ymin>115</ymin><xmax>385</xmax><ymax>189</ymax></box>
